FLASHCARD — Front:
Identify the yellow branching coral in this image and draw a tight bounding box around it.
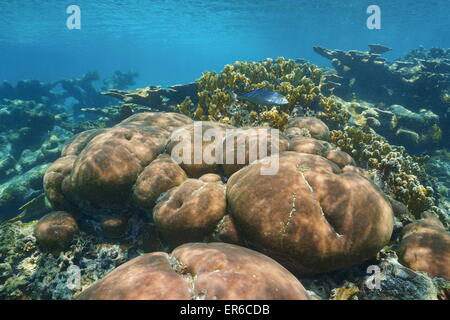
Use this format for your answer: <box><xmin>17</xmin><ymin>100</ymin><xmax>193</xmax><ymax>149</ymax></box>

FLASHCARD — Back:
<box><xmin>175</xmin><ymin>96</ymin><xmax>194</xmax><ymax>116</ymax></box>
<box><xmin>330</xmin><ymin>126</ymin><xmax>435</xmax><ymax>217</ymax></box>
<box><xmin>423</xmin><ymin>124</ymin><xmax>443</xmax><ymax>142</ymax></box>
<box><xmin>260</xmin><ymin>107</ymin><xmax>289</xmax><ymax>130</ymax></box>
<box><xmin>177</xmin><ymin>57</ymin><xmax>333</xmax><ymax>128</ymax></box>
<box><xmin>317</xmin><ymin>96</ymin><xmax>350</xmax><ymax>125</ymax></box>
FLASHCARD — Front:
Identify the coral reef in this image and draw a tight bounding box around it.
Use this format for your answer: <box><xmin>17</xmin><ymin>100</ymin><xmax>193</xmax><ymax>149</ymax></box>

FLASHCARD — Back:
<box><xmin>41</xmin><ymin>113</ymin><xmax>396</xmax><ymax>271</ymax></box>
<box><xmin>1</xmin><ymin>49</ymin><xmax>449</xmax><ymax>301</ymax></box>
<box><xmin>333</xmin><ymin>97</ymin><xmax>442</xmax><ymax>153</ymax></box>
<box><xmin>23</xmin><ymin>106</ymin><xmax>447</xmax><ymax>300</ymax></box>
<box><xmin>0</xmin><ymin>70</ymin><xmax>139</xmax><ymax>114</ymax></box>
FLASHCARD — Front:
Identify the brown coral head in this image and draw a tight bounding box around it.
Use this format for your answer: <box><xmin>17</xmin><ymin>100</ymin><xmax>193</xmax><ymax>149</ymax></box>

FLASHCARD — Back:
<box><xmin>76</xmin><ymin>242</ymin><xmax>311</xmax><ymax>300</ymax></box>
<box><xmin>133</xmin><ymin>154</ymin><xmax>187</xmax><ymax>211</ymax></box>
<box><xmin>167</xmin><ymin>122</ymin><xmax>285</xmax><ymax>177</ymax></box>
<box><xmin>227</xmin><ymin>151</ymin><xmax>394</xmax><ymax>274</ymax></box>
<box><xmin>153</xmin><ymin>179</ymin><xmax>227</xmax><ymax>247</ymax></box>
<box><xmin>221</xmin><ymin>127</ymin><xmax>289</xmax><ymax>177</ymax></box>
<box><xmin>34</xmin><ymin>211</ymin><xmax>79</xmax><ymax>254</ymax></box>
<box><xmin>398</xmin><ymin>215</ymin><xmax>450</xmax><ymax>280</ymax></box>
<box><xmin>286</xmin><ymin>117</ymin><xmax>330</xmax><ymax>141</ymax></box>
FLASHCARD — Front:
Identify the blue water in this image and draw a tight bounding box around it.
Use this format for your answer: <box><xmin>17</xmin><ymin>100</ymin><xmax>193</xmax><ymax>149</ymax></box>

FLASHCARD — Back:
<box><xmin>0</xmin><ymin>0</ymin><xmax>449</xmax><ymax>87</ymax></box>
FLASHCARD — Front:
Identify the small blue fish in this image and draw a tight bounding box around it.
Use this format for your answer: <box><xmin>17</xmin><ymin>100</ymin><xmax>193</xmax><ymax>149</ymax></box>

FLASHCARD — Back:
<box><xmin>232</xmin><ymin>89</ymin><xmax>289</xmax><ymax>106</ymax></box>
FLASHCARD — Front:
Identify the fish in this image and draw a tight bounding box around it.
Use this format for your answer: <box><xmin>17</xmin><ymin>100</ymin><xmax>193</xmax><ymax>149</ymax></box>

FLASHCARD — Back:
<box><xmin>2</xmin><ymin>193</ymin><xmax>51</xmax><ymax>224</ymax></box>
<box><xmin>232</xmin><ymin>89</ymin><xmax>289</xmax><ymax>106</ymax></box>
<box><xmin>321</xmin><ymin>81</ymin><xmax>341</xmax><ymax>92</ymax></box>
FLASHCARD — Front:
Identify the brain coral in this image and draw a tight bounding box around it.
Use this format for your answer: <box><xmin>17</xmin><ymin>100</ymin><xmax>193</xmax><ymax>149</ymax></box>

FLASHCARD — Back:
<box><xmin>221</xmin><ymin>127</ymin><xmax>289</xmax><ymax>177</ymax></box>
<box><xmin>165</xmin><ymin>121</ymin><xmax>233</xmax><ymax>178</ymax></box>
<box><xmin>100</xmin><ymin>214</ymin><xmax>129</xmax><ymax>239</ymax></box>
<box><xmin>43</xmin><ymin>155</ymin><xmax>78</xmax><ymax>212</ymax></box>
<box><xmin>153</xmin><ymin>178</ymin><xmax>226</xmax><ymax>247</ymax></box>
<box><xmin>323</xmin><ymin>149</ymin><xmax>356</xmax><ymax>169</ymax></box>
<box><xmin>43</xmin><ymin>112</ymin><xmax>193</xmax><ymax>216</ymax></box>
<box><xmin>34</xmin><ymin>211</ymin><xmax>79</xmax><ymax>253</ymax></box>
<box><xmin>76</xmin><ymin>242</ymin><xmax>311</xmax><ymax>300</ymax></box>
<box><xmin>226</xmin><ymin>151</ymin><xmax>394</xmax><ymax>274</ymax></box>
<box><xmin>133</xmin><ymin>154</ymin><xmax>188</xmax><ymax>211</ymax></box>
<box><xmin>397</xmin><ymin>213</ymin><xmax>450</xmax><ymax>280</ymax></box>
<box><xmin>288</xmin><ymin>136</ymin><xmax>330</xmax><ymax>155</ymax></box>
<box><xmin>286</xmin><ymin>117</ymin><xmax>330</xmax><ymax>141</ymax></box>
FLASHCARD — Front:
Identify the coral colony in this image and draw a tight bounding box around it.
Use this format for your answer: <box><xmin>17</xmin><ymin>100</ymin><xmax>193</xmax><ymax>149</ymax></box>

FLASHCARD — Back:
<box><xmin>0</xmin><ymin>46</ymin><xmax>449</xmax><ymax>301</ymax></box>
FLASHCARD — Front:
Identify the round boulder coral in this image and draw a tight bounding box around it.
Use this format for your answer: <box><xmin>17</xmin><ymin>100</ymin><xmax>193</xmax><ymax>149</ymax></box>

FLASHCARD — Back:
<box><xmin>221</xmin><ymin>127</ymin><xmax>289</xmax><ymax>177</ymax></box>
<box><xmin>286</xmin><ymin>117</ymin><xmax>330</xmax><ymax>141</ymax></box>
<box><xmin>76</xmin><ymin>242</ymin><xmax>311</xmax><ymax>300</ymax></box>
<box><xmin>62</xmin><ymin>126</ymin><xmax>167</xmax><ymax>213</ymax></box>
<box><xmin>117</xmin><ymin>112</ymin><xmax>193</xmax><ymax>132</ymax></box>
<box><xmin>61</xmin><ymin>129</ymin><xmax>106</xmax><ymax>157</ymax></box>
<box><xmin>397</xmin><ymin>214</ymin><xmax>450</xmax><ymax>280</ymax></box>
<box><xmin>198</xmin><ymin>173</ymin><xmax>222</xmax><ymax>183</ymax></box>
<box><xmin>324</xmin><ymin>149</ymin><xmax>355</xmax><ymax>168</ymax></box>
<box><xmin>165</xmin><ymin>121</ymin><xmax>234</xmax><ymax>177</ymax></box>
<box><xmin>34</xmin><ymin>211</ymin><xmax>79</xmax><ymax>253</ymax></box>
<box><xmin>44</xmin><ymin>112</ymin><xmax>192</xmax><ymax>216</ymax></box>
<box><xmin>226</xmin><ymin>151</ymin><xmax>394</xmax><ymax>274</ymax></box>
<box><xmin>43</xmin><ymin>156</ymin><xmax>77</xmax><ymax>211</ymax></box>
<box><xmin>133</xmin><ymin>154</ymin><xmax>187</xmax><ymax>211</ymax></box>
<box><xmin>101</xmin><ymin>214</ymin><xmax>129</xmax><ymax>239</ymax></box>
<box><xmin>288</xmin><ymin>136</ymin><xmax>330</xmax><ymax>155</ymax></box>
<box><xmin>153</xmin><ymin>179</ymin><xmax>226</xmax><ymax>247</ymax></box>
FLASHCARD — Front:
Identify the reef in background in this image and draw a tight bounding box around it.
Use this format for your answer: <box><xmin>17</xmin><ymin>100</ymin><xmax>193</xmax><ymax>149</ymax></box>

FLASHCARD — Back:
<box><xmin>0</xmin><ymin>71</ymin><xmax>139</xmax><ymax>222</ymax></box>
<box><xmin>313</xmin><ymin>45</ymin><xmax>449</xmax><ymax>153</ymax></box>
<box><xmin>0</xmin><ymin>70</ymin><xmax>139</xmax><ymax>114</ymax></box>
